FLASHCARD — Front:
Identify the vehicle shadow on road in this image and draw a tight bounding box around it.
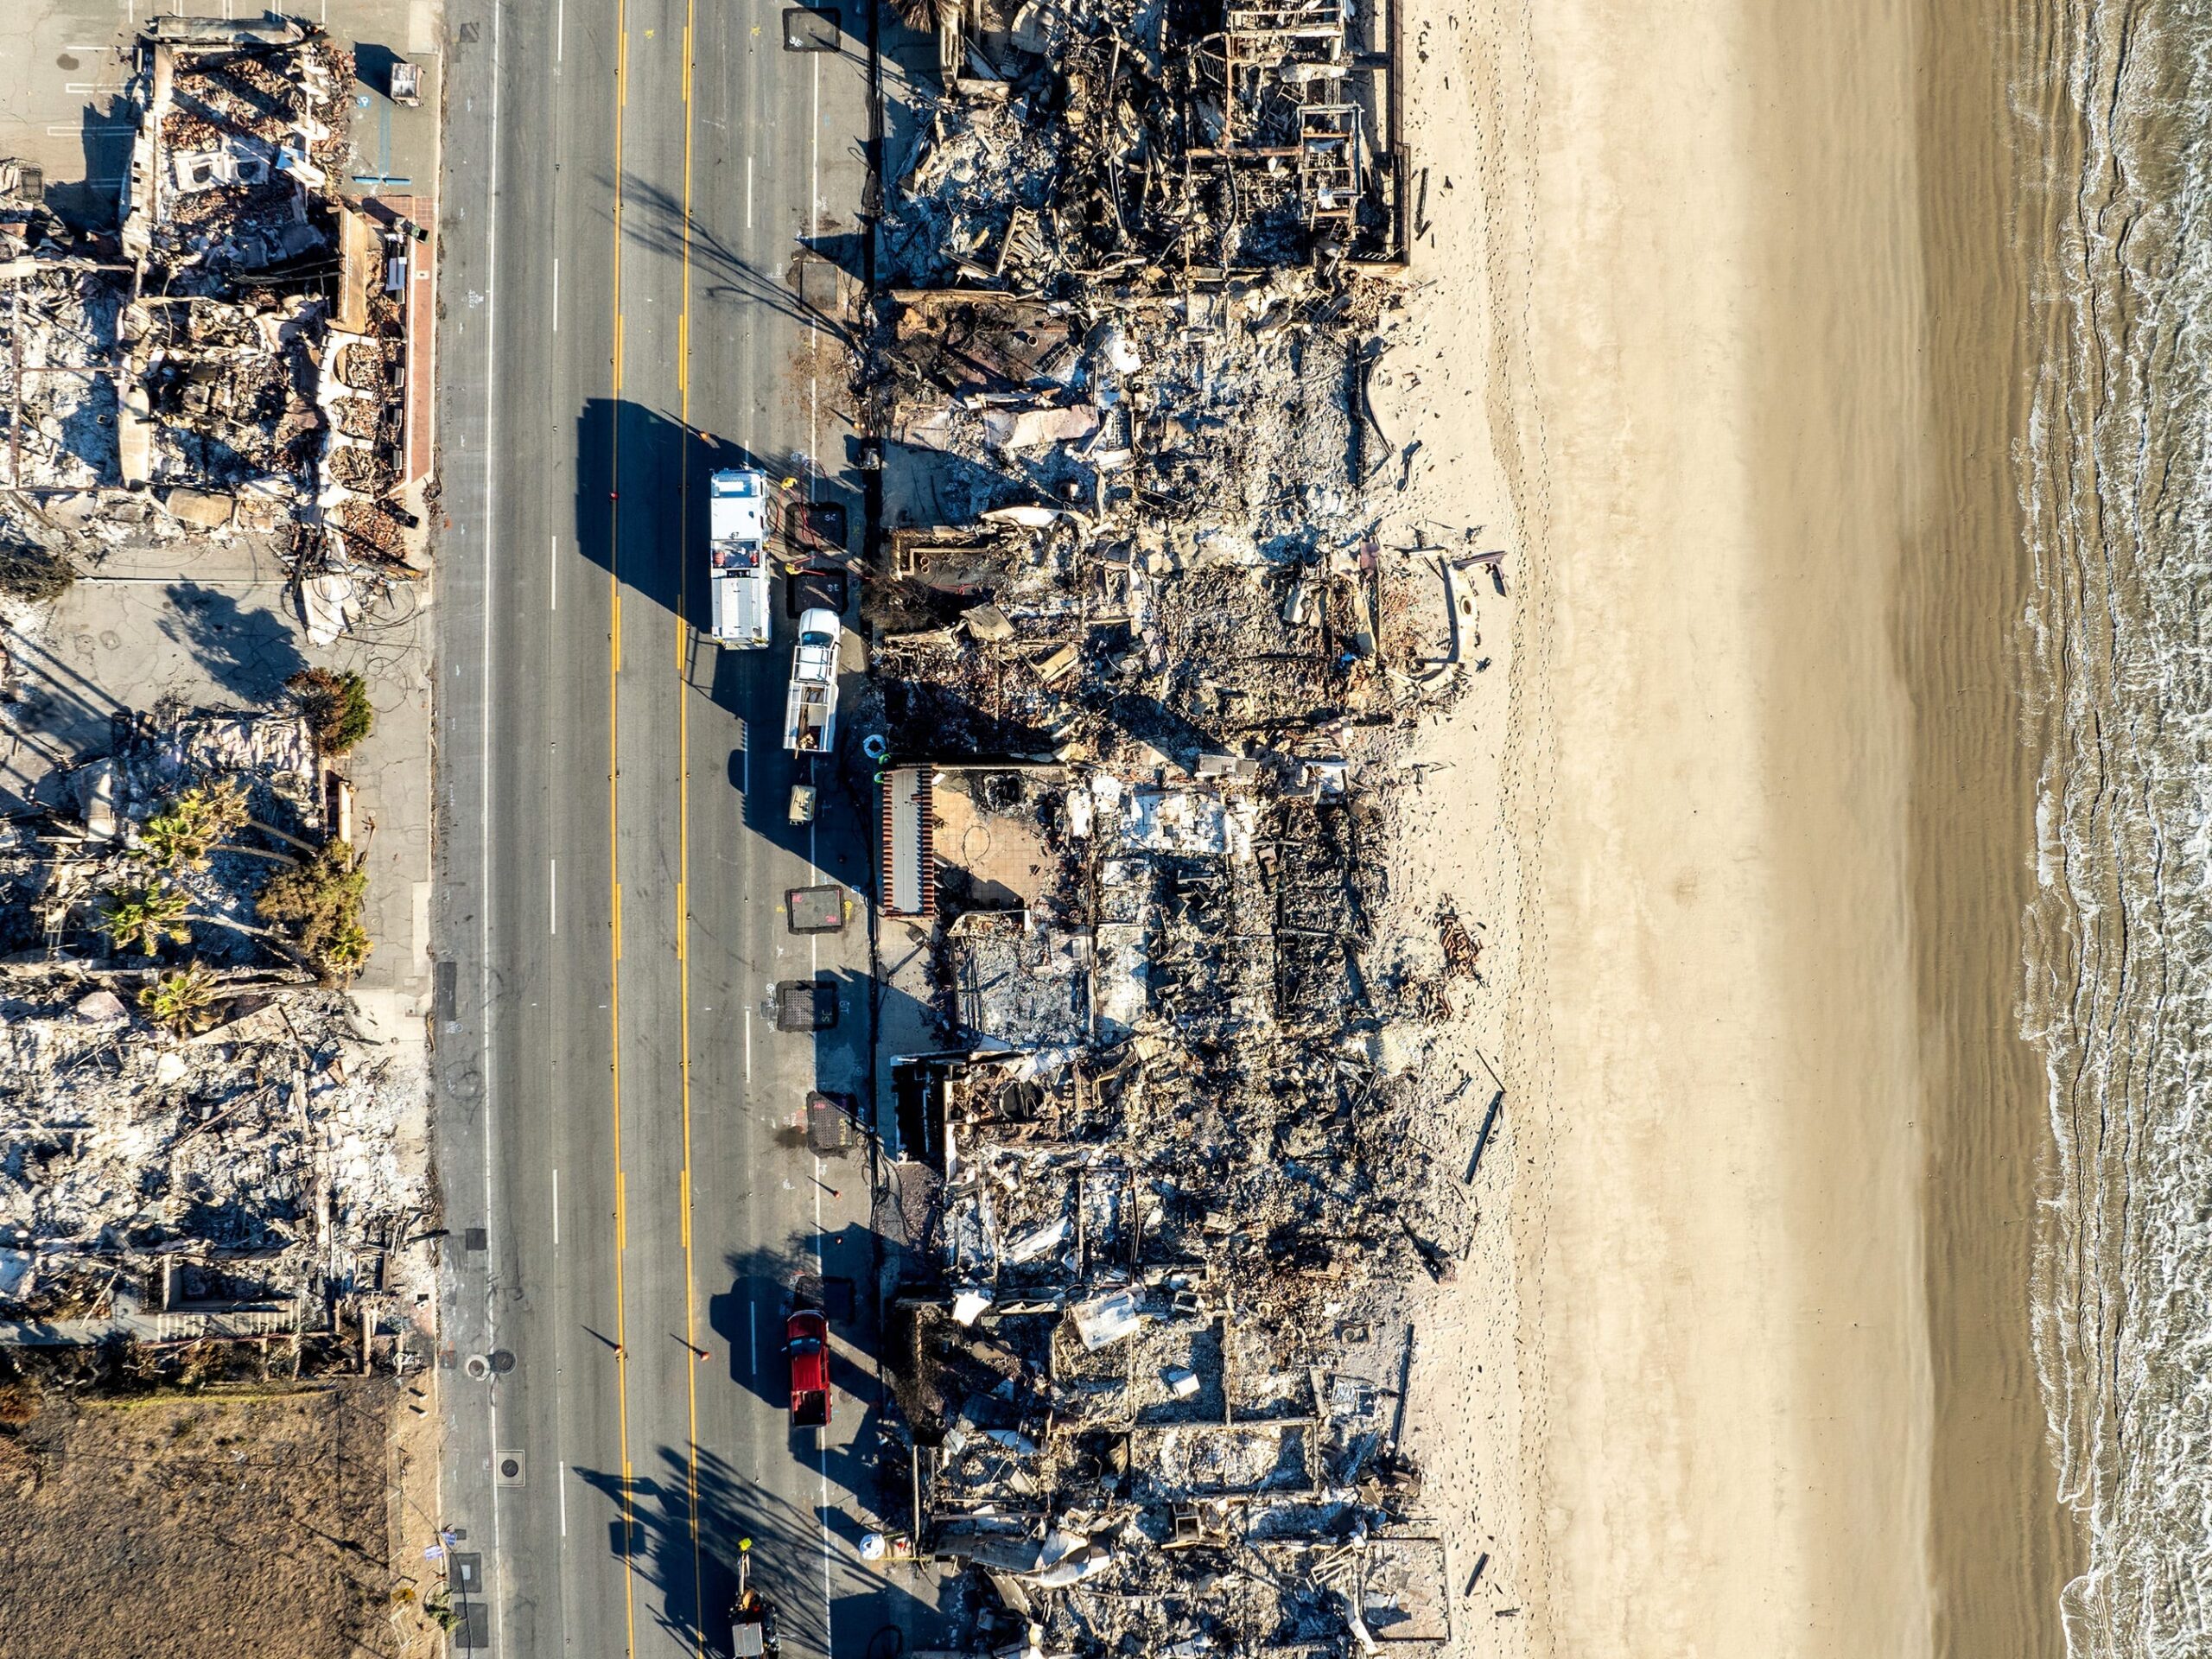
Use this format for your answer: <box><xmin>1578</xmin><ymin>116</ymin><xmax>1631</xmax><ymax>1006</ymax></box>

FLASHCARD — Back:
<box><xmin>576</xmin><ymin>1441</ymin><xmax>939</xmax><ymax>1657</ymax></box>
<box><xmin>706</xmin><ymin>1237</ymin><xmax>822</xmax><ymax>1412</ymax></box>
<box><xmin>575</xmin><ymin>399</ymin><xmax>862</xmax><ymax>647</ymax></box>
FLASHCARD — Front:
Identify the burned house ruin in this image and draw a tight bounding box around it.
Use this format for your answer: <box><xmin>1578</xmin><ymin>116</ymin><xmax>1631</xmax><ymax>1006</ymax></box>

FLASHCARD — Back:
<box><xmin>865</xmin><ymin>0</ymin><xmax>1483</xmax><ymax>1648</ymax></box>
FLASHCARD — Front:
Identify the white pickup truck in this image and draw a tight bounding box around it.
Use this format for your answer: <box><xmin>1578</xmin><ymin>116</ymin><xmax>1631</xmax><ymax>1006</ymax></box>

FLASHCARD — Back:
<box><xmin>707</xmin><ymin>468</ymin><xmax>772</xmax><ymax>649</ymax></box>
<box><xmin>784</xmin><ymin>607</ymin><xmax>842</xmax><ymax>753</ymax></box>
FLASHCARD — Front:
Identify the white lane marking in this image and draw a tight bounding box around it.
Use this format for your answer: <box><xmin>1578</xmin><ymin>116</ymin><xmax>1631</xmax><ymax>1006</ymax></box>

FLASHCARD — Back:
<box><xmin>551</xmin><ymin>256</ymin><xmax>560</xmax><ymax>331</ymax></box>
<box><xmin>744</xmin><ymin>1007</ymin><xmax>753</xmax><ymax>1080</ymax></box>
<box><xmin>746</xmin><ymin>155</ymin><xmax>753</xmax><ymax>229</ymax></box>
<box><xmin>480</xmin><ymin>1</ymin><xmax>509</xmax><ymax>1649</ymax></box>
<box><xmin>739</xmin><ymin>719</ymin><xmax>748</xmax><ymax>793</ymax></box>
<box><xmin>551</xmin><ymin>1167</ymin><xmax>560</xmax><ymax>1245</ymax></box>
<box><xmin>816</xmin><ymin>1154</ymin><xmax>833</xmax><ymax>1645</ymax></box>
<box><xmin>550</xmin><ymin>532</ymin><xmax>558</xmax><ymax>610</ymax></box>
<box><xmin>559</xmin><ymin>1461</ymin><xmax>569</xmax><ymax>1536</ymax></box>
<box><xmin>748</xmin><ymin>1300</ymin><xmax>758</xmax><ymax>1375</ymax></box>
<box><xmin>556</xmin><ymin>0</ymin><xmax>564</xmax><ymax>62</ymax></box>
<box><xmin>550</xmin><ymin>856</ymin><xmax>558</xmax><ymax>934</ymax></box>
<box><xmin>809</xmin><ymin>54</ymin><xmax>822</xmax><ymax>490</ymax></box>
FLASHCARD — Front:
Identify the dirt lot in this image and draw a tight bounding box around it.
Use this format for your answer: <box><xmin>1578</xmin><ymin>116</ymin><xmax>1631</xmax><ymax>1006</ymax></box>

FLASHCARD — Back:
<box><xmin>0</xmin><ymin>1376</ymin><xmax>425</xmax><ymax>1659</ymax></box>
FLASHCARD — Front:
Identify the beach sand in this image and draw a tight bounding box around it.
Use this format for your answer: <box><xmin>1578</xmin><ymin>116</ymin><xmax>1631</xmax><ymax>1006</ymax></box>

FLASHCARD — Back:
<box><xmin>1379</xmin><ymin>0</ymin><xmax>2078</xmax><ymax>1651</ymax></box>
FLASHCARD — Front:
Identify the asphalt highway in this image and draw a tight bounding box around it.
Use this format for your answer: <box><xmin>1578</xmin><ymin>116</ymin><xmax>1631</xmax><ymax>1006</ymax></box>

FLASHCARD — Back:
<box><xmin>430</xmin><ymin>0</ymin><xmax>901</xmax><ymax>1652</ymax></box>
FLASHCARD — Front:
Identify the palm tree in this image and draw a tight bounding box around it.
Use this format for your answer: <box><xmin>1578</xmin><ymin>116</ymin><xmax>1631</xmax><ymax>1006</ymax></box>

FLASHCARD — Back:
<box><xmin>138</xmin><ymin>779</ymin><xmax>311</xmax><ymax>868</ymax></box>
<box><xmin>98</xmin><ymin>878</ymin><xmax>285</xmax><ymax>960</ymax></box>
<box><xmin>138</xmin><ymin>963</ymin><xmax>226</xmax><ymax>1034</ymax></box>
<box><xmin>99</xmin><ymin>881</ymin><xmax>193</xmax><ymax>957</ymax></box>
<box><xmin>137</xmin><ymin>780</ymin><xmax>245</xmax><ymax>871</ymax></box>
<box><xmin>320</xmin><ymin>918</ymin><xmax>373</xmax><ymax>980</ymax></box>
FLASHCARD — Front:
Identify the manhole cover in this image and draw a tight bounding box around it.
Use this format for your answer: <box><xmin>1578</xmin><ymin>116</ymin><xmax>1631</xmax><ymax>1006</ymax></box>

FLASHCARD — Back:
<box><xmin>454</xmin><ymin>1599</ymin><xmax>489</xmax><ymax>1649</ymax></box>
<box><xmin>783</xmin><ymin>6</ymin><xmax>841</xmax><ymax>49</ymax></box>
<box><xmin>785</xmin><ymin>886</ymin><xmax>847</xmax><ymax>935</ymax></box>
<box><xmin>488</xmin><ymin>1350</ymin><xmax>516</xmax><ymax>1373</ymax></box>
<box><xmin>494</xmin><ymin>1450</ymin><xmax>526</xmax><ymax>1487</ymax></box>
<box><xmin>775</xmin><ymin>979</ymin><xmax>839</xmax><ymax>1032</ymax></box>
<box><xmin>806</xmin><ymin>1092</ymin><xmax>858</xmax><ymax>1155</ymax></box>
<box><xmin>463</xmin><ymin>1354</ymin><xmax>490</xmax><ymax>1381</ymax></box>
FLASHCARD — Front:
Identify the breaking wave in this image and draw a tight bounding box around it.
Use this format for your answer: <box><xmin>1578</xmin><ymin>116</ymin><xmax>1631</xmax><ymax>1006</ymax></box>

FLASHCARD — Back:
<box><xmin>2020</xmin><ymin>2</ymin><xmax>2212</xmax><ymax>1655</ymax></box>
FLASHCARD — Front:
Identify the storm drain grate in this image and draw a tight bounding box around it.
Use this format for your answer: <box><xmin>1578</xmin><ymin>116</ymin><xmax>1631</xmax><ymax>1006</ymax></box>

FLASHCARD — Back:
<box><xmin>783</xmin><ymin>6</ymin><xmax>841</xmax><ymax>49</ymax></box>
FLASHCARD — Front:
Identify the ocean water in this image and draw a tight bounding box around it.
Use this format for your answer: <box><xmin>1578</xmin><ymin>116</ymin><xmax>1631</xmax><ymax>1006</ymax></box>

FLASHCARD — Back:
<box><xmin>2020</xmin><ymin>2</ymin><xmax>2212</xmax><ymax>1654</ymax></box>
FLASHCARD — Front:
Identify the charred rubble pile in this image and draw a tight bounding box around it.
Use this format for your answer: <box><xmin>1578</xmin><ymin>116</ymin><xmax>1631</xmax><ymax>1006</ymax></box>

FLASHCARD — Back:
<box><xmin>878</xmin><ymin>759</ymin><xmax>1478</xmax><ymax>1648</ymax></box>
<box><xmin>0</xmin><ymin>973</ymin><xmax>428</xmax><ymax>1351</ymax></box>
<box><xmin>0</xmin><ymin>702</ymin><xmax>426</xmax><ymax>1351</ymax></box>
<box><xmin>868</xmin><ymin>0</ymin><xmax>1485</xmax><ymax>1648</ymax></box>
<box><xmin>882</xmin><ymin>0</ymin><xmax>1404</xmax><ymax>283</ymax></box>
<box><xmin>0</xmin><ymin>17</ymin><xmax>424</xmax><ymax>600</ymax></box>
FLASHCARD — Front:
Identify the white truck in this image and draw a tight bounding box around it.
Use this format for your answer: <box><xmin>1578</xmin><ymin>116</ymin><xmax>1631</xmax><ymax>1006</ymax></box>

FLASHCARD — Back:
<box><xmin>708</xmin><ymin>468</ymin><xmax>772</xmax><ymax>648</ymax></box>
<box><xmin>784</xmin><ymin>607</ymin><xmax>842</xmax><ymax>753</ymax></box>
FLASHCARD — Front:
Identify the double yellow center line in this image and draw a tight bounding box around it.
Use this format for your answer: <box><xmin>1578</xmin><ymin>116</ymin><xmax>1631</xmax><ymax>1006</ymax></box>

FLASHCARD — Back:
<box><xmin>605</xmin><ymin>0</ymin><xmax>707</xmax><ymax>1650</ymax></box>
<box><xmin>675</xmin><ymin>0</ymin><xmax>707</xmax><ymax>1643</ymax></box>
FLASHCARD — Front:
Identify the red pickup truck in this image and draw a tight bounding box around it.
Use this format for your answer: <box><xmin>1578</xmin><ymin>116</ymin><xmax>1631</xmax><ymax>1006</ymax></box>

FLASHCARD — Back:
<box><xmin>787</xmin><ymin>1310</ymin><xmax>830</xmax><ymax>1430</ymax></box>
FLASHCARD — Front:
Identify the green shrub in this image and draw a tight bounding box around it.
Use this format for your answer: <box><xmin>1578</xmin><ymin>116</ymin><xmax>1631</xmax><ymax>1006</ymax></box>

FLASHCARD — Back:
<box><xmin>256</xmin><ymin>840</ymin><xmax>371</xmax><ymax>977</ymax></box>
<box><xmin>286</xmin><ymin>668</ymin><xmax>375</xmax><ymax>755</ymax></box>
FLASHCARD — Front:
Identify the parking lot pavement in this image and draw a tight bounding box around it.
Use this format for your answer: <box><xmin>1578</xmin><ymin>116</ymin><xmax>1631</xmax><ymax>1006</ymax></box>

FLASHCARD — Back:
<box><xmin>0</xmin><ymin>0</ymin><xmax>136</xmax><ymax>226</ymax></box>
<box><xmin>0</xmin><ymin>0</ymin><xmax>442</xmax><ymax>225</ymax></box>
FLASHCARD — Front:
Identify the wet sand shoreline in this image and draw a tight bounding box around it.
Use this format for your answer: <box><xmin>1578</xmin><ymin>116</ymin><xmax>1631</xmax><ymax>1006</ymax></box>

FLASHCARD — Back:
<box><xmin>1906</xmin><ymin>1</ymin><xmax>2082</xmax><ymax>1650</ymax></box>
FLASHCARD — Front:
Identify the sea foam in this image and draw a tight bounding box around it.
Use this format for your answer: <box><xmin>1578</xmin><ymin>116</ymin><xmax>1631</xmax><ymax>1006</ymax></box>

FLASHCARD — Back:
<box><xmin>2023</xmin><ymin>3</ymin><xmax>2212</xmax><ymax>1654</ymax></box>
